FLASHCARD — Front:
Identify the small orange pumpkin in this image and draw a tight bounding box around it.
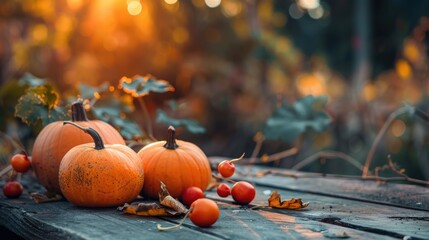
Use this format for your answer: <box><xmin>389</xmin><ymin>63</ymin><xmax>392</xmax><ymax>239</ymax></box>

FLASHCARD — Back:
<box><xmin>137</xmin><ymin>126</ymin><xmax>212</xmax><ymax>199</ymax></box>
<box><xmin>59</xmin><ymin>121</ymin><xmax>144</xmax><ymax>207</ymax></box>
<box><xmin>32</xmin><ymin>100</ymin><xmax>125</xmax><ymax>194</ymax></box>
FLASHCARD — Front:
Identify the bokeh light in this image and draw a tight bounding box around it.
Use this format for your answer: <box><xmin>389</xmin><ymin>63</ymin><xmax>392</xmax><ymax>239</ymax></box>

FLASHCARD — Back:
<box><xmin>289</xmin><ymin>3</ymin><xmax>304</xmax><ymax>19</ymax></box>
<box><xmin>391</xmin><ymin>119</ymin><xmax>406</xmax><ymax>137</ymax></box>
<box><xmin>164</xmin><ymin>0</ymin><xmax>178</xmax><ymax>4</ymax></box>
<box><xmin>128</xmin><ymin>0</ymin><xmax>142</xmax><ymax>16</ymax></box>
<box><xmin>395</xmin><ymin>59</ymin><xmax>412</xmax><ymax>79</ymax></box>
<box><xmin>308</xmin><ymin>5</ymin><xmax>324</xmax><ymax>19</ymax></box>
<box><xmin>221</xmin><ymin>0</ymin><xmax>242</xmax><ymax>17</ymax></box>
<box><xmin>205</xmin><ymin>0</ymin><xmax>221</xmax><ymax>8</ymax></box>
<box><xmin>298</xmin><ymin>0</ymin><xmax>320</xmax><ymax>10</ymax></box>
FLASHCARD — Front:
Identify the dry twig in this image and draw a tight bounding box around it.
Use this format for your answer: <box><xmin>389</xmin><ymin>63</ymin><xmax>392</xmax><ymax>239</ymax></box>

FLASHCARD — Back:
<box><xmin>291</xmin><ymin>151</ymin><xmax>363</xmax><ymax>171</ymax></box>
<box><xmin>362</xmin><ymin>106</ymin><xmax>411</xmax><ymax>177</ymax></box>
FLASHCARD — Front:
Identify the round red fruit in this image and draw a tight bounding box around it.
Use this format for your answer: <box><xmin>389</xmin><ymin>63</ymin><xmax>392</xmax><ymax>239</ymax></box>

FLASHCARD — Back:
<box><xmin>10</xmin><ymin>153</ymin><xmax>31</xmax><ymax>173</ymax></box>
<box><xmin>3</xmin><ymin>181</ymin><xmax>24</xmax><ymax>199</ymax></box>
<box><xmin>216</xmin><ymin>183</ymin><xmax>231</xmax><ymax>197</ymax></box>
<box><xmin>181</xmin><ymin>186</ymin><xmax>205</xmax><ymax>207</ymax></box>
<box><xmin>217</xmin><ymin>160</ymin><xmax>235</xmax><ymax>178</ymax></box>
<box><xmin>231</xmin><ymin>181</ymin><xmax>256</xmax><ymax>205</ymax></box>
<box><xmin>189</xmin><ymin>198</ymin><xmax>219</xmax><ymax>228</ymax></box>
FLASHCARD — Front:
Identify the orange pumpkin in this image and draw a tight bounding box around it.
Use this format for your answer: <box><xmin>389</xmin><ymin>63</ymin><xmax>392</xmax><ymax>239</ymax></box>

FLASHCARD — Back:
<box><xmin>59</xmin><ymin>121</ymin><xmax>144</xmax><ymax>207</ymax></box>
<box><xmin>32</xmin><ymin>100</ymin><xmax>125</xmax><ymax>194</ymax></box>
<box><xmin>137</xmin><ymin>126</ymin><xmax>212</xmax><ymax>199</ymax></box>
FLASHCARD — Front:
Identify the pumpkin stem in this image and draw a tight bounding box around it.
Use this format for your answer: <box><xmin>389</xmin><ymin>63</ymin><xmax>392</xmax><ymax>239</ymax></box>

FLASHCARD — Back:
<box><xmin>71</xmin><ymin>99</ymin><xmax>89</xmax><ymax>122</ymax></box>
<box><xmin>63</xmin><ymin>121</ymin><xmax>105</xmax><ymax>150</ymax></box>
<box><xmin>163</xmin><ymin>126</ymin><xmax>179</xmax><ymax>150</ymax></box>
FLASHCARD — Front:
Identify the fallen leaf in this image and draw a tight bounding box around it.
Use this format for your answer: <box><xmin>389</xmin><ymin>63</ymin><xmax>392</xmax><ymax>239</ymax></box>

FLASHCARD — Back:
<box><xmin>119</xmin><ymin>182</ymin><xmax>189</xmax><ymax>217</ymax></box>
<box><xmin>268</xmin><ymin>191</ymin><xmax>309</xmax><ymax>209</ymax></box>
<box><xmin>30</xmin><ymin>192</ymin><xmax>63</xmax><ymax>203</ymax></box>
<box><xmin>117</xmin><ymin>202</ymin><xmax>171</xmax><ymax>216</ymax></box>
<box><xmin>159</xmin><ymin>181</ymin><xmax>188</xmax><ymax>214</ymax></box>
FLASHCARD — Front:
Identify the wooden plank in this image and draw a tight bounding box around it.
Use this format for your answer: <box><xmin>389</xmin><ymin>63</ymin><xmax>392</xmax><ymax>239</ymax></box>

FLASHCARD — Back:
<box><xmin>164</xmin><ymin>198</ymin><xmax>398</xmax><ymax>240</ymax></box>
<box><xmin>1</xmin><ymin>189</ymin><xmax>398</xmax><ymax>240</ymax></box>
<box><xmin>2</xmin><ymin>168</ymin><xmax>428</xmax><ymax>239</ymax></box>
<box><xmin>218</xmin><ymin>175</ymin><xmax>429</xmax><ymax>239</ymax></box>
<box><xmin>0</xmin><ymin>197</ymin><xmax>221</xmax><ymax>240</ymax></box>
<box><xmin>206</xmin><ymin>188</ymin><xmax>429</xmax><ymax>240</ymax></box>
<box><xmin>232</xmin><ymin>165</ymin><xmax>429</xmax><ymax>211</ymax></box>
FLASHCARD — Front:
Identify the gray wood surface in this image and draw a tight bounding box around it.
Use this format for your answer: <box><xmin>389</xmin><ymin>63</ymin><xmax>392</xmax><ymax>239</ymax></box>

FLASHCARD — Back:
<box><xmin>1</xmin><ymin>166</ymin><xmax>428</xmax><ymax>240</ymax></box>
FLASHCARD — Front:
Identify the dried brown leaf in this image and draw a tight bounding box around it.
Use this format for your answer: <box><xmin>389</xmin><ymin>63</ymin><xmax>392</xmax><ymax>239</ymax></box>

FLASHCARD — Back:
<box><xmin>268</xmin><ymin>191</ymin><xmax>309</xmax><ymax>209</ymax></box>
<box><xmin>30</xmin><ymin>192</ymin><xmax>63</xmax><ymax>203</ymax></box>
<box><xmin>159</xmin><ymin>181</ymin><xmax>188</xmax><ymax>214</ymax></box>
<box><xmin>118</xmin><ymin>202</ymin><xmax>171</xmax><ymax>216</ymax></box>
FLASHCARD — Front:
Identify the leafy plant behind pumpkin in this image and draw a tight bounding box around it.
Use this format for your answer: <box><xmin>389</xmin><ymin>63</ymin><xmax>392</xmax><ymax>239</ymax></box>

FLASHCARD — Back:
<box><xmin>14</xmin><ymin>72</ymin><xmax>206</xmax><ymax>142</ymax></box>
<box><xmin>15</xmin><ymin>73</ymin><xmax>67</xmax><ymax>132</ymax></box>
<box><xmin>263</xmin><ymin>95</ymin><xmax>331</xmax><ymax>144</ymax></box>
<box><xmin>156</xmin><ymin>100</ymin><xmax>206</xmax><ymax>134</ymax></box>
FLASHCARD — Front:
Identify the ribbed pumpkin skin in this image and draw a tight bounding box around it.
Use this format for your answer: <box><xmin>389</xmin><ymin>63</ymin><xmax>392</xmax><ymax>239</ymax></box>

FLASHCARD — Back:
<box><xmin>59</xmin><ymin>143</ymin><xmax>144</xmax><ymax>207</ymax></box>
<box><xmin>137</xmin><ymin>140</ymin><xmax>212</xmax><ymax>199</ymax></box>
<box><xmin>32</xmin><ymin>120</ymin><xmax>125</xmax><ymax>194</ymax></box>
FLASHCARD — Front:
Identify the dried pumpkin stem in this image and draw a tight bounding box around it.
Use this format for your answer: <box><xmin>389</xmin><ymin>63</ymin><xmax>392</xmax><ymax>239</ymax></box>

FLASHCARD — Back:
<box><xmin>164</xmin><ymin>126</ymin><xmax>179</xmax><ymax>150</ymax></box>
<box><xmin>157</xmin><ymin>208</ymin><xmax>191</xmax><ymax>231</ymax></box>
<box><xmin>71</xmin><ymin>99</ymin><xmax>89</xmax><ymax>122</ymax></box>
<box><xmin>63</xmin><ymin>121</ymin><xmax>105</xmax><ymax>150</ymax></box>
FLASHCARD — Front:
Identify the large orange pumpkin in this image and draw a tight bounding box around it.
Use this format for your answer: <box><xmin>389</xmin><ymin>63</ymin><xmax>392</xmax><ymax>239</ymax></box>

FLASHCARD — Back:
<box><xmin>137</xmin><ymin>126</ymin><xmax>212</xmax><ymax>199</ymax></box>
<box><xmin>59</xmin><ymin>121</ymin><xmax>144</xmax><ymax>207</ymax></box>
<box><xmin>32</xmin><ymin>100</ymin><xmax>125</xmax><ymax>194</ymax></box>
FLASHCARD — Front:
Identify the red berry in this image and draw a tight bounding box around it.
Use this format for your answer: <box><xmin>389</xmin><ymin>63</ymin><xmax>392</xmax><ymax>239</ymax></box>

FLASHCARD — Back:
<box><xmin>231</xmin><ymin>181</ymin><xmax>256</xmax><ymax>205</ymax></box>
<box><xmin>189</xmin><ymin>198</ymin><xmax>219</xmax><ymax>228</ymax></box>
<box><xmin>10</xmin><ymin>153</ymin><xmax>31</xmax><ymax>173</ymax></box>
<box><xmin>3</xmin><ymin>181</ymin><xmax>24</xmax><ymax>198</ymax></box>
<box><xmin>216</xmin><ymin>183</ymin><xmax>231</xmax><ymax>197</ymax></box>
<box><xmin>218</xmin><ymin>160</ymin><xmax>235</xmax><ymax>178</ymax></box>
<box><xmin>181</xmin><ymin>186</ymin><xmax>205</xmax><ymax>207</ymax></box>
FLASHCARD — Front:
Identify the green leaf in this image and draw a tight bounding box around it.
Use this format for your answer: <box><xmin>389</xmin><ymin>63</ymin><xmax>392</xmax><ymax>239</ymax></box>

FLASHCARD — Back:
<box><xmin>92</xmin><ymin>107</ymin><xmax>143</xmax><ymax>140</ymax></box>
<box><xmin>91</xmin><ymin>99</ymin><xmax>143</xmax><ymax>140</ymax></box>
<box><xmin>156</xmin><ymin>109</ymin><xmax>206</xmax><ymax>134</ymax></box>
<box><xmin>18</xmin><ymin>72</ymin><xmax>47</xmax><ymax>87</ymax></box>
<box><xmin>120</xmin><ymin>75</ymin><xmax>174</xmax><ymax>97</ymax></box>
<box><xmin>15</xmin><ymin>85</ymin><xmax>66</xmax><ymax>127</ymax></box>
<box><xmin>263</xmin><ymin>95</ymin><xmax>331</xmax><ymax>143</ymax></box>
<box><xmin>79</xmin><ymin>82</ymin><xmax>109</xmax><ymax>100</ymax></box>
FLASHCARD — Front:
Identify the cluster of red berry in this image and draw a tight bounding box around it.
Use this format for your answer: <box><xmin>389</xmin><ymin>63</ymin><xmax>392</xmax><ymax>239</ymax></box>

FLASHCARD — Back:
<box><xmin>176</xmin><ymin>156</ymin><xmax>256</xmax><ymax>228</ymax></box>
<box><xmin>2</xmin><ymin>151</ymin><xmax>31</xmax><ymax>198</ymax></box>
<box><xmin>216</xmin><ymin>157</ymin><xmax>256</xmax><ymax>205</ymax></box>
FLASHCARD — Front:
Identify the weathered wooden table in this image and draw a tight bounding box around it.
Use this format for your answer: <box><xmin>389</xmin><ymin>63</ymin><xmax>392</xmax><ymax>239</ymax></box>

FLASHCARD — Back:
<box><xmin>1</xmin><ymin>165</ymin><xmax>428</xmax><ymax>240</ymax></box>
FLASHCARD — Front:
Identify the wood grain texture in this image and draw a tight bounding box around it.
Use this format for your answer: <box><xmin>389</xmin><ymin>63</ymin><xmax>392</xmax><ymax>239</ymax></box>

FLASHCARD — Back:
<box><xmin>1</xmin><ymin>166</ymin><xmax>428</xmax><ymax>239</ymax></box>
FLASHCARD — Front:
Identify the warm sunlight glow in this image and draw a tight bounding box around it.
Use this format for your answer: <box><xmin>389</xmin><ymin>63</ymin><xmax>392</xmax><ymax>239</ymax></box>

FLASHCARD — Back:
<box><xmin>296</xmin><ymin>73</ymin><xmax>326</xmax><ymax>96</ymax></box>
<box><xmin>221</xmin><ymin>0</ymin><xmax>242</xmax><ymax>17</ymax></box>
<box><xmin>164</xmin><ymin>0</ymin><xmax>178</xmax><ymax>4</ymax></box>
<box><xmin>67</xmin><ymin>0</ymin><xmax>83</xmax><ymax>11</ymax></box>
<box><xmin>31</xmin><ymin>24</ymin><xmax>48</xmax><ymax>43</ymax></box>
<box><xmin>205</xmin><ymin>0</ymin><xmax>221</xmax><ymax>8</ymax></box>
<box><xmin>395</xmin><ymin>59</ymin><xmax>412</xmax><ymax>79</ymax></box>
<box><xmin>128</xmin><ymin>1</ymin><xmax>142</xmax><ymax>16</ymax></box>
<box><xmin>362</xmin><ymin>83</ymin><xmax>377</xmax><ymax>101</ymax></box>
<box><xmin>93</xmin><ymin>92</ymin><xmax>101</xmax><ymax>99</ymax></box>
<box><xmin>403</xmin><ymin>40</ymin><xmax>420</xmax><ymax>62</ymax></box>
